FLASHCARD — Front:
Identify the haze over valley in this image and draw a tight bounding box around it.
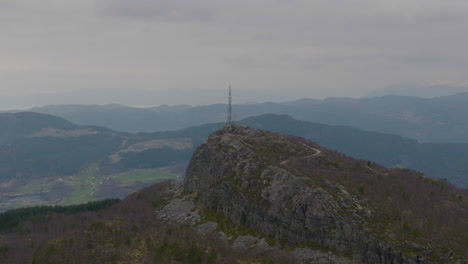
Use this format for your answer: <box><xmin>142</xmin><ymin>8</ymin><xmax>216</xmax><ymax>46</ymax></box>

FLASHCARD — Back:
<box><xmin>1</xmin><ymin>107</ymin><xmax>468</xmax><ymax>213</ymax></box>
<box><xmin>24</xmin><ymin>91</ymin><xmax>468</xmax><ymax>143</ymax></box>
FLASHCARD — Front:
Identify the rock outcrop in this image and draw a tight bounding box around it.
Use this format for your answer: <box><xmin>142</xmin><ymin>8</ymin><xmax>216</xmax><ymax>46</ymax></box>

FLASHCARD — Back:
<box><xmin>184</xmin><ymin>125</ymin><xmax>467</xmax><ymax>264</ymax></box>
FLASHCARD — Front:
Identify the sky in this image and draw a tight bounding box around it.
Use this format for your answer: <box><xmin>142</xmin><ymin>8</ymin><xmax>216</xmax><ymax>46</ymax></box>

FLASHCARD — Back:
<box><xmin>1</xmin><ymin>0</ymin><xmax>468</xmax><ymax>107</ymax></box>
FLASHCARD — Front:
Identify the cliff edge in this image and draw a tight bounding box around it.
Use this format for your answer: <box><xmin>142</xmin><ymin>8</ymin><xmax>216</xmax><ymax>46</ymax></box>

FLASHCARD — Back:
<box><xmin>184</xmin><ymin>125</ymin><xmax>467</xmax><ymax>264</ymax></box>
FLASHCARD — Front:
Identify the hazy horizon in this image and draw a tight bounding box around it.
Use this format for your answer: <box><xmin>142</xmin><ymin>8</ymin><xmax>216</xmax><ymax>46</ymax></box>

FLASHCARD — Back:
<box><xmin>1</xmin><ymin>83</ymin><xmax>468</xmax><ymax>111</ymax></box>
<box><xmin>2</xmin><ymin>1</ymin><xmax>468</xmax><ymax>108</ymax></box>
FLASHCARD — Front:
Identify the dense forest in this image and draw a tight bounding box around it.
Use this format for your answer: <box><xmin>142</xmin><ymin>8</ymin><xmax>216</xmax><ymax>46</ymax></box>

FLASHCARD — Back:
<box><xmin>0</xmin><ymin>199</ymin><xmax>120</xmax><ymax>232</ymax></box>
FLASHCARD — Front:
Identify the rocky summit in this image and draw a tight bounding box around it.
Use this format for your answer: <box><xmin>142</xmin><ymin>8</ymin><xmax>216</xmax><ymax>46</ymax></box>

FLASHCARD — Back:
<box><xmin>184</xmin><ymin>125</ymin><xmax>467</xmax><ymax>264</ymax></box>
<box><xmin>1</xmin><ymin>124</ymin><xmax>466</xmax><ymax>264</ymax></box>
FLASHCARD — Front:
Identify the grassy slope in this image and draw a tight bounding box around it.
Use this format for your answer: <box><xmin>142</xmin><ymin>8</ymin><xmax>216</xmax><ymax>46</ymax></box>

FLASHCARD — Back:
<box><xmin>0</xmin><ymin>165</ymin><xmax>178</xmax><ymax>211</ymax></box>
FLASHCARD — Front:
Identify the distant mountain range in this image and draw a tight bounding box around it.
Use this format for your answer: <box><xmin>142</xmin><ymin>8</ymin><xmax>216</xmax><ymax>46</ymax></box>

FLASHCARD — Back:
<box><xmin>28</xmin><ymin>93</ymin><xmax>468</xmax><ymax>142</ymax></box>
<box><xmin>366</xmin><ymin>83</ymin><xmax>468</xmax><ymax>98</ymax></box>
<box><xmin>0</xmin><ymin>88</ymin><xmax>305</xmax><ymax>110</ymax></box>
<box><xmin>0</xmin><ymin>112</ymin><xmax>79</xmax><ymax>143</ymax></box>
<box><xmin>0</xmin><ymin>111</ymin><xmax>467</xmax><ymax>205</ymax></box>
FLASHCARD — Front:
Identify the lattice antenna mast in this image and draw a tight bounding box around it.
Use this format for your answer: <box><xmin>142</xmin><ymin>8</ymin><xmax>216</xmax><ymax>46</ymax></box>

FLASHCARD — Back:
<box><xmin>227</xmin><ymin>84</ymin><xmax>233</xmax><ymax>125</ymax></box>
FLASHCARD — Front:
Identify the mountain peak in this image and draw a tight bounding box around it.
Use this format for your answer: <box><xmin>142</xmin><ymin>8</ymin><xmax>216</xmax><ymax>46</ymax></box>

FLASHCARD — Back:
<box><xmin>184</xmin><ymin>125</ymin><xmax>467</xmax><ymax>263</ymax></box>
<box><xmin>2</xmin><ymin>125</ymin><xmax>466</xmax><ymax>263</ymax></box>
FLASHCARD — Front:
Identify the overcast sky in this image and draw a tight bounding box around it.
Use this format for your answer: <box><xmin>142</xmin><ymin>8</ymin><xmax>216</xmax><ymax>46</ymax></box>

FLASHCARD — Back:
<box><xmin>1</xmin><ymin>0</ymin><xmax>468</xmax><ymax>106</ymax></box>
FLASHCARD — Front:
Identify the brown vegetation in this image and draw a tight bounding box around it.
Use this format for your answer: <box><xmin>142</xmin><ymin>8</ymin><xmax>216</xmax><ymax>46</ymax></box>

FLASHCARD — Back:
<box><xmin>0</xmin><ymin>181</ymin><xmax>295</xmax><ymax>264</ymax></box>
<box><xmin>282</xmin><ymin>138</ymin><xmax>468</xmax><ymax>258</ymax></box>
<box><xmin>1</xmin><ymin>126</ymin><xmax>467</xmax><ymax>263</ymax></box>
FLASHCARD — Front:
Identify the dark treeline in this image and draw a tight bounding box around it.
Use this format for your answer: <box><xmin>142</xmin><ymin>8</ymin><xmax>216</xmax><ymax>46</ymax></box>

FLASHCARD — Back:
<box><xmin>0</xmin><ymin>198</ymin><xmax>120</xmax><ymax>232</ymax></box>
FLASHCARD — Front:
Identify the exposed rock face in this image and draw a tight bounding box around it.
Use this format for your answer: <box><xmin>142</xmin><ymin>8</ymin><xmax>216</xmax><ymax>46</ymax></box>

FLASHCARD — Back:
<box><xmin>183</xmin><ymin>125</ymin><xmax>465</xmax><ymax>264</ymax></box>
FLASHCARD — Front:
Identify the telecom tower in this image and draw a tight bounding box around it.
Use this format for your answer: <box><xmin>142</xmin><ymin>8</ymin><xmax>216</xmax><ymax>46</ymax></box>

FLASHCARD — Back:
<box><xmin>226</xmin><ymin>85</ymin><xmax>233</xmax><ymax>125</ymax></box>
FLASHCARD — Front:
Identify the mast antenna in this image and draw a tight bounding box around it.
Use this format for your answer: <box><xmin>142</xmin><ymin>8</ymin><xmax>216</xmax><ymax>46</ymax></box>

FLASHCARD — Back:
<box><xmin>226</xmin><ymin>84</ymin><xmax>233</xmax><ymax>125</ymax></box>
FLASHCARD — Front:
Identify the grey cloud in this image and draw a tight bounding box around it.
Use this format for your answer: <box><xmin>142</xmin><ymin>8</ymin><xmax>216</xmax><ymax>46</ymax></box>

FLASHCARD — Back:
<box><xmin>0</xmin><ymin>0</ymin><xmax>16</xmax><ymax>9</ymax></box>
<box><xmin>101</xmin><ymin>0</ymin><xmax>217</xmax><ymax>21</ymax></box>
<box><xmin>398</xmin><ymin>55</ymin><xmax>468</xmax><ymax>70</ymax></box>
<box><xmin>225</xmin><ymin>50</ymin><xmax>368</xmax><ymax>71</ymax></box>
<box><xmin>1</xmin><ymin>0</ymin><xmax>468</xmax><ymax>106</ymax></box>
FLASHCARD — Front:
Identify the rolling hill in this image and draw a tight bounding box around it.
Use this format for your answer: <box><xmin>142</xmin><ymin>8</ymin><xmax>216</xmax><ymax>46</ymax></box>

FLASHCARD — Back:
<box><xmin>241</xmin><ymin>115</ymin><xmax>468</xmax><ymax>188</ymax></box>
<box><xmin>29</xmin><ymin>93</ymin><xmax>468</xmax><ymax>142</ymax></box>
<box><xmin>0</xmin><ymin>125</ymin><xmax>466</xmax><ymax>263</ymax></box>
<box><xmin>0</xmin><ymin>112</ymin><xmax>198</xmax><ymax>210</ymax></box>
<box><xmin>1</xmin><ymin>112</ymin><xmax>468</xmax><ymax>213</ymax></box>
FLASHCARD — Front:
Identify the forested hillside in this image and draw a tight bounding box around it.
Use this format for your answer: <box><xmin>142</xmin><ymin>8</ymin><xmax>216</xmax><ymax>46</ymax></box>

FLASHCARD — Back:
<box><xmin>0</xmin><ymin>126</ymin><xmax>466</xmax><ymax>263</ymax></box>
<box><xmin>2</xmin><ymin>112</ymin><xmax>467</xmax><ymax>213</ymax></box>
